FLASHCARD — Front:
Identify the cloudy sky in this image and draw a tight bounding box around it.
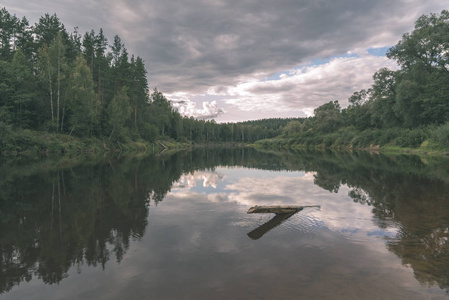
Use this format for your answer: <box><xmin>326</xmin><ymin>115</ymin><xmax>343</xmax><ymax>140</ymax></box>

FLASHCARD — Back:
<box><xmin>1</xmin><ymin>1</ymin><xmax>447</xmax><ymax>122</ymax></box>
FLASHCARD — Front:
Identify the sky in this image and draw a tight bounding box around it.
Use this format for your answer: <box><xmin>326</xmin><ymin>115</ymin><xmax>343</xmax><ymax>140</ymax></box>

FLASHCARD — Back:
<box><xmin>1</xmin><ymin>1</ymin><xmax>448</xmax><ymax>122</ymax></box>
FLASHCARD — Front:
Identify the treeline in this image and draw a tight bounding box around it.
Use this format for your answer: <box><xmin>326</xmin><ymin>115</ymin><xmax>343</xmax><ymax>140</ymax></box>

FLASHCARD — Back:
<box><xmin>259</xmin><ymin>10</ymin><xmax>449</xmax><ymax>151</ymax></box>
<box><xmin>0</xmin><ymin>8</ymin><xmax>287</xmax><ymax>153</ymax></box>
<box><xmin>179</xmin><ymin>117</ymin><xmax>300</xmax><ymax>144</ymax></box>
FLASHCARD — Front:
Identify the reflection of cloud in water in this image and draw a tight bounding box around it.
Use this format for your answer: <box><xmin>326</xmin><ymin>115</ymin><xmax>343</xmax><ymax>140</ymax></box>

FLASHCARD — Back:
<box><xmin>224</xmin><ymin>172</ymin><xmax>323</xmax><ymax>206</ymax></box>
<box><xmin>172</xmin><ymin>171</ymin><xmax>224</xmax><ymax>189</ymax></box>
<box><xmin>135</xmin><ymin>167</ymin><xmax>442</xmax><ymax>299</ymax></box>
<box><xmin>169</xmin><ymin>168</ymin><xmax>398</xmax><ymax>241</ymax></box>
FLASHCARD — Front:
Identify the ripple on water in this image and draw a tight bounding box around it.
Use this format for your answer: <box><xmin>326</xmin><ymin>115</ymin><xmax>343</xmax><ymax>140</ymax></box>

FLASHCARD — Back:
<box><xmin>239</xmin><ymin>207</ymin><xmax>325</xmax><ymax>237</ymax></box>
<box><xmin>282</xmin><ymin>212</ymin><xmax>325</xmax><ymax>234</ymax></box>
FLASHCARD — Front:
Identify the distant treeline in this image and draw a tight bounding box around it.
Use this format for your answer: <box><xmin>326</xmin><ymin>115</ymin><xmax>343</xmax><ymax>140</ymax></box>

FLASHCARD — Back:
<box><xmin>258</xmin><ymin>10</ymin><xmax>449</xmax><ymax>151</ymax></box>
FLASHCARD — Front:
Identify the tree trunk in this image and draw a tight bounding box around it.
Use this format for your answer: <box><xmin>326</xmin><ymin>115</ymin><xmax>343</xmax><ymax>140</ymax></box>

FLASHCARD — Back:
<box><xmin>109</xmin><ymin>126</ymin><xmax>115</xmax><ymax>140</ymax></box>
<box><xmin>47</xmin><ymin>55</ymin><xmax>54</xmax><ymax>124</ymax></box>
<box><xmin>134</xmin><ymin>103</ymin><xmax>137</xmax><ymax>127</ymax></box>
<box><xmin>56</xmin><ymin>44</ymin><xmax>61</xmax><ymax>132</ymax></box>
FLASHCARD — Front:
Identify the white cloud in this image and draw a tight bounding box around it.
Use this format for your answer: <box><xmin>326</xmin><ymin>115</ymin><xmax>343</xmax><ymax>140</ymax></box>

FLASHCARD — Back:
<box><xmin>224</xmin><ymin>54</ymin><xmax>399</xmax><ymax>115</ymax></box>
<box><xmin>168</xmin><ymin>90</ymin><xmax>225</xmax><ymax>120</ymax></box>
<box><xmin>171</xmin><ymin>99</ymin><xmax>225</xmax><ymax>120</ymax></box>
<box><xmin>169</xmin><ymin>53</ymin><xmax>399</xmax><ymax>120</ymax></box>
<box><xmin>172</xmin><ymin>171</ymin><xmax>225</xmax><ymax>189</ymax></box>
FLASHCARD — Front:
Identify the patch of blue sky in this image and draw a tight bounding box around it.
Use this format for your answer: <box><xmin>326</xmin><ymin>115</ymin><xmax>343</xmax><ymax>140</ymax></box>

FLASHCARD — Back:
<box><xmin>367</xmin><ymin>46</ymin><xmax>390</xmax><ymax>57</ymax></box>
<box><xmin>261</xmin><ymin>52</ymin><xmax>360</xmax><ymax>82</ymax></box>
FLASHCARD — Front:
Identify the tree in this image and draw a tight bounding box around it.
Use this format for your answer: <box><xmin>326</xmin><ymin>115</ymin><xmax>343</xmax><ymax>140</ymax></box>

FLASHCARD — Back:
<box><xmin>37</xmin><ymin>44</ymin><xmax>55</xmax><ymax>127</ymax></box>
<box><xmin>0</xmin><ymin>60</ymin><xmax>14</xmax><ymax>124</ymax></box>
<box><xmin>68</xmin><ymin>56</ymin><xmax>99</xmax><ymax>136</ymax></box>
<box><xmin>387</xmin><ymin>10</ymin><xmax>449</xmax><ymax>72</ymax></box>
<box><xmin>34</xmin><ymin>13</ymin><xmax>65</xmax><ymax>49</ymax></box>
<box><xmin>82</xmin><ymin>30</ymin><xmax>96</xmax><ymax>75</ymax></box>
<box><xmin>11</xmin><ymin>49</ymin><xmax>34</xmax><ymax>127</ymax></box>
<box><xmin>343</xmin><ymin>89</ymin><xmax>372</xmax><ymax>130</ymax></box>
<box><xmin>387</xmin><ymin>10</ymin><xmax>449</xmax><ymax>127</ymax></box>
<box><xmin>49</xmin><ymin>32</ymin><xmax>69</xmax><ymax>131</ymax></box>
<box><xmin>0</xmin><ymin>8</ymin><xmax>19</xmax><ymax>61</ymax></box>
<box><xmin>282</xmin><ymin>120</ymin><xmax>302</xmax><ymax>137</ymax></box>
<box><xmin>313</xmin><ymin>101</ymin><xmax>342</xmax><ymax>134</ymax></box>
<box><xmin>14</xmin><ymin>16</ymin><xmax>34</xmax><ymax>63</ymax></box>
<box><xmin>370</xmin><ymin>68</ymin><xmax>401</xmax><ymax>128</ymax></box>
<box><xmin>131</xmin><ymin>56</ymin><xmax>149</xmax><ymax>129</ymax></box>
<box><xmin>110</xmin><ymin>35</ymin><xmax>122</xmax><ymax>67</ymax></box>
<box><xmin>94</xmin><ymin>29</ymin><xmax>108</xmax><ymax>103</ymax></box>
<box><xmin>150</xmin><ymin>89</ymin><xmax>171</xmax><ymax>136</ymax></box>
<box><xmin>106</xmin><ymin>86</ymin><xmax>132</xmax><ymax>140</ymax></box>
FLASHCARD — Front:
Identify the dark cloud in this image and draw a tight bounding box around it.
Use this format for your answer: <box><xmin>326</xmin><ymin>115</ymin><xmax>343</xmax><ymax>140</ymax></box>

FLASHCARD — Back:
<box><xmin>124</xmin><ymin>0</ymin><xmax>445</xmax><ymax>93</ymax></box>
<box><xmin>1</xmin><ymin>0</ymin><xmax>447</xmax><ymax>97</ymax></box>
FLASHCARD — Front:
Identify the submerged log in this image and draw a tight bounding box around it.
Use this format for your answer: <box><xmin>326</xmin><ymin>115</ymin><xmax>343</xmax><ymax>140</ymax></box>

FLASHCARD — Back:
<box><xmin>247</xmin><ymin>211</ymin><xmax>297</xmax><ymax>240</ymax></box>
<box><xmin>246</xmin><ymin>205</ymin><xmax>320</xmax><ymax>240</ymax></box>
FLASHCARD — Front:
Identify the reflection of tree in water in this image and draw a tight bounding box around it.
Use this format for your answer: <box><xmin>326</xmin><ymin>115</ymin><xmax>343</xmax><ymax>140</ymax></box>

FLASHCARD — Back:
<box><xmin>0</xmin><ymin>154</ymin><xmax>177</xmax><ymax>293</ymax></box>
<box><xmin>2</xmin><ymin>148</ymin><xmax>449</xmax><ymax>293</ymax></box>
<box><xmin>279</xmin><ymin>150</ymin><xmax>449</xmax><ymax>292</ymax></box>
<box><xmin>0</xmin><ymin>148</ymin><xmax>285</xmax><ymax>293</ymax></box>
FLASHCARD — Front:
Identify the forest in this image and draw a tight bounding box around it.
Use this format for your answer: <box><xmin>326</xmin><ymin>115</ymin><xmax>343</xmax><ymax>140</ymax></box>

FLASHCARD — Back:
<box><xmin>1</xmin><ymin>8</ymin><xmax>449</xmax><ymax>154</ymax></box>
<box><xmin>0</xmin><ymin>7</ymin><xmax>289</xmax><ymax>154</ymax></box>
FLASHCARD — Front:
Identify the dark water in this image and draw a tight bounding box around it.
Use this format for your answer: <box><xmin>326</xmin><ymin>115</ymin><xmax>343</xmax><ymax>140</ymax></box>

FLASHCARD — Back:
<box><xmin>1</xmin><ymin>149</ymin><xmax>449</xmax><ymax>299</ymax></box>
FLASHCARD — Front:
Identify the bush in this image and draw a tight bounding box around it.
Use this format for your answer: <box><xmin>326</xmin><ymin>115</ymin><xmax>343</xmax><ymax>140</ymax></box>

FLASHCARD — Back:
<box><xmin>378</xmin><ymin>128</ymin><xmax>399</xmax><ymax>146</ymax></box>
<box><xmin>140</xmin><ymin>123</ymin><xmax>159</xmax><ymax>142</ymax></box>
<box><xmin>395</xmin><ymin>128</ymin><xmax>428</xmax><ymax>148</ymax></box>
<box><xmin>431</xmin><ymin>123</ymin><xmax>449</xmax><ymax>148</ymax></box>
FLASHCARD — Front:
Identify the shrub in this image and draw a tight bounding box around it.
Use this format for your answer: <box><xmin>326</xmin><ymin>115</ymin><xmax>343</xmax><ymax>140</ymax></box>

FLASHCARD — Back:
<box><xmin>431</xmin><ymin>123</ymin><xmax>449</xmax><ymax>148</ymax></box>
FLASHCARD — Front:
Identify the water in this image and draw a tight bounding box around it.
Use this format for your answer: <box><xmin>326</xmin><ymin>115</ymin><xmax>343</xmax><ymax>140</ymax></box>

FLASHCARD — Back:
<box><xmin>1</xmin><ymin>149</ymin><xmax>449</xmax><ymax>299</ymax></box>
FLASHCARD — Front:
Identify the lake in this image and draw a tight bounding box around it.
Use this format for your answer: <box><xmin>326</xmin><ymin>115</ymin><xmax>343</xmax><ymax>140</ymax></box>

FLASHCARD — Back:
<box><xmin>1</xmin><ymin>149</ymin><xmax>449</xmax><ymax>299</ymax></box>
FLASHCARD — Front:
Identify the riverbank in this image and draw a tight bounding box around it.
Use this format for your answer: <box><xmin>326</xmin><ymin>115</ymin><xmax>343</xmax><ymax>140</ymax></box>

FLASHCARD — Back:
<box><xmin>254</xmin><ymin>137</ymin><xmax>449</xmax><ymax>157</ymax></box>
<box><xmin>3</xmin><ymin>127</ymin><xmax>448</xmax><ymax>159</ymax></box>
<box><xmin>0</xmin><ymin>129</ymin><xmax>191</xmax><ymax>157</ymax></box>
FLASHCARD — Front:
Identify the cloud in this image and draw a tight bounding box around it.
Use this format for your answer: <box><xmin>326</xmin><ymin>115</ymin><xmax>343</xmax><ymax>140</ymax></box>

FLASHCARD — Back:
<box><xmin>168</xmin><ymin>168</ymin><xmax>400</xmax><ymax>238</ymax></box>
<box><xmin>169</xmin><ymin>53</ymin><xmax>398</xmax><ymax>120</ymax></box>
<box><xmin>2</xmin><ymin>0</ymin><xmax>448</xmax><ymax>121</ymax></box>
<box><xmin>170</xmin><ymin>94</ymin><xmax>225</xmax><ymax>120</ymax></box>
<box><xmin>221</xmin><ymin>54</ymin><xmax>399</xmax><ymax>116</ymax></box>
<box><xmin>3</xmin><ymin>0</ymin><xmax>446</xmax><ymax>94</ymax></box>
<box><xmin>172</xmin><ymin>171</ymin><xmax>225</xmax><ymax>189</ymax></box>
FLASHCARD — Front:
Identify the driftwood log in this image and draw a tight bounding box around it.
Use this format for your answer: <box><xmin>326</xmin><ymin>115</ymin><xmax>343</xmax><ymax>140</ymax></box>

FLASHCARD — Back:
<box><xmin>247</xmin><ymin>205</ymin><xmax>320</xmax><ymax>214</ymax></box>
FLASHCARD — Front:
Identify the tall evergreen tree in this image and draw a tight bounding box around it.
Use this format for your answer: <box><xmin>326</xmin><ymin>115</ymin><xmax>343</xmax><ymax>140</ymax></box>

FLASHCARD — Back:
<box><xmin>0</xmin><ymin>8</ymin><xmax>19</xmax><ymax>61</ymax></box>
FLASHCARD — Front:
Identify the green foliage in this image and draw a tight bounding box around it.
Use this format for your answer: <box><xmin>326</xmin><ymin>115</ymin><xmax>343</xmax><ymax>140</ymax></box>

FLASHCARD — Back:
<box><xmin>68</xmin><ymin>56</ymin><xmax>99</xmax><ymax>137</ymax></box>
<box><xmin>282</xmin><ymin>120</ymin><xmax>302</xmax><ymax>137</ymax></box>
<box><xmin>430</xmin><ymin>123</ymin><xmax>449</xmax><ymax>148</ymax></box>
<box><xmin>107</xmin><ymin>87</ymin><xmax>132</xmax><ymax>140</ymax></box>
<box><xmin>314</xmin><ymin>100</ymin><xmax>342</xmax><ymax>133</ymax></box>
<box><xmin>140</xmin><ymin>123</ymin><xmax>159</xmax><ymax>142</ymax></box>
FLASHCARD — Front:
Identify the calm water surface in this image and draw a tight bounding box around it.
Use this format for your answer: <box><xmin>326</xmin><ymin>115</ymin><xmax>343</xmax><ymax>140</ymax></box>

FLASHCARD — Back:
<box><xmin>1</xmin><ymin>149</ymin><xmax>449</xmax><ymax>299</ymax></box>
